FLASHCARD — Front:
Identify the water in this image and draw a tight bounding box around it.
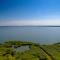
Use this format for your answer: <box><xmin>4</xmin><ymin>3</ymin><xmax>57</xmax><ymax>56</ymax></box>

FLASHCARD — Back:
<box><xmin>16</xmin><ymin>46</ymin><xmax>29</xmax><ymax>52</ymax></box>
<box><xmin>0</xmin><ymin>26</ymin><xmax>60</xmax><ymax>44</ymax></box>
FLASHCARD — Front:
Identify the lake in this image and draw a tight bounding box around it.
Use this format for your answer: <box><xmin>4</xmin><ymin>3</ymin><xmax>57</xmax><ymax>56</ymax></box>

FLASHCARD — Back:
<box><xmin>0</xmin><ymin>26</ymin><xmax>60</xmax><ymax>44</ymax></box>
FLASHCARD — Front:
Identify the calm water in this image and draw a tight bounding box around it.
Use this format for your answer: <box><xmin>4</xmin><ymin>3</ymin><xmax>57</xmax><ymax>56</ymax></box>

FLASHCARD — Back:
<box><xmin>16</xmin><ymin>46</ymin><xmax>29</xmax><ymax>52</ymax></box>
<box><xmin>0</xmin><ymin>26</ymin><xmax>60</xmax><ymax>44</ymax></box>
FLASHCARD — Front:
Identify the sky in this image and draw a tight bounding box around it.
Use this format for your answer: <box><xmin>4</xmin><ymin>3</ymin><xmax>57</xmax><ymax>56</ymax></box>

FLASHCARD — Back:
<box><xmin>0</xmin><ymin>0</ymin><xmax>60</xmax><ymax>26</ymax></box>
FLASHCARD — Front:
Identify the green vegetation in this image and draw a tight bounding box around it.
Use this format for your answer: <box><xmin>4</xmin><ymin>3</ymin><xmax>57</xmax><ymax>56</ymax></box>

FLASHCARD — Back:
<box><xmin>42</xmin><ymin>43</ymin><xmax>60</xmax><ymax>60</ymax></box>
<box><xmin>0</xmin><ymin>41</ymin><xmax>60</xmax><ymax>60</ymax></box>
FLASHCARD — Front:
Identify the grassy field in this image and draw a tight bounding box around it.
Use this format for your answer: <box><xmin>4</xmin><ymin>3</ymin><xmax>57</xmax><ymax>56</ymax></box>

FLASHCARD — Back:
<box><xmin>42</xmin><ymin>43</ymin><xmax>60</xmax><ymax>60</ymax></box>
<box><xmin>0</xmin><ymin>41</ymin><xmax>60</xmax><ymax>60</ymax></box>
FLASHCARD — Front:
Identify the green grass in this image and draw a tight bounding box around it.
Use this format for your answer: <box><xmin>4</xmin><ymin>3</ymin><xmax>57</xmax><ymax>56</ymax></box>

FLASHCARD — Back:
<box><xmin>16</xmin><ymin>45</ymin><xmax>47</xmax><ymax>60</ymax></box>
<box><xmin>0</xmin><ymin>41</ymin><xmax>47</xmax><ymax>60</ymax></box>
<box><xmin>0</xmin><ymin>41</ymin><xmax>60</xmax><ymax>60</ymax></box>
<box><xmin>42</xmin><ymin>44</ymin><xmax>60</xmax><ymax>60</ymax></box>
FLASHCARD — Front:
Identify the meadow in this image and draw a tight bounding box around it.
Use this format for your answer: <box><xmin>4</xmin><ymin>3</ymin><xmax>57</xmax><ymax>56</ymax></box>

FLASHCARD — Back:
<box><xmin>42</xmin><ymin>43</ymin><xmax>60</xmax><ymax>60</ymax></box>
<box><xmin>0</xmin><ymin>41</ymin><xmax>60</xmax><ymax>60</ymax></box>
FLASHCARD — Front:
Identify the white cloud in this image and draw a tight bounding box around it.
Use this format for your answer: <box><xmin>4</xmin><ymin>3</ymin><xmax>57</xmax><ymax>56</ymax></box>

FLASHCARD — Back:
<box><xmin>0</xmin><ymin>19</ymin><xmax>60</xmax><ymax>26</ymax></box>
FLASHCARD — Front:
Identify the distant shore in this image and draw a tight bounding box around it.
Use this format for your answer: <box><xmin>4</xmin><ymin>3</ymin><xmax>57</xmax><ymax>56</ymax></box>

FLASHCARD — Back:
<box><xmin>0</xmin><ymin>25</ymin><xmax>60</xmax><ymax>27</ymax></box>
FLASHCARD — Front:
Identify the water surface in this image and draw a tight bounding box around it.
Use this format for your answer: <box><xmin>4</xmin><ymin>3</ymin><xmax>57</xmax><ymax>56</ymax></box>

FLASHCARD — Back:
<box><xmin>0</xmin><ymin>26</ymin><xmax>60</xmax><ymax>44</ymax></box>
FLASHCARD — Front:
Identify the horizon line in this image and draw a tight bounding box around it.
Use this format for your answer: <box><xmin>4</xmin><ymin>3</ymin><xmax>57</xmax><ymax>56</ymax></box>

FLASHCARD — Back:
<box><xmin>0</xmin><ymin>25</ymin><xmax>60</xmax><ymax>27</ymax></box>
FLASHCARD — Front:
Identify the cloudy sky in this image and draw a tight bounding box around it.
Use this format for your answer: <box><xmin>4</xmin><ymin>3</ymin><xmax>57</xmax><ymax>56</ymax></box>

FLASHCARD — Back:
<box><xmin>0</xmin><ymin>0</ymin><xmax>60</xmax><ymax>26</ymax></box>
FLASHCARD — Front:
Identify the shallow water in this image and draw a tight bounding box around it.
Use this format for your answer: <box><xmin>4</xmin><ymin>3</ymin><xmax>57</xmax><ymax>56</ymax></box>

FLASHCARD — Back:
<box><xmin>16</xmin><ymin>46</ymin><xmax>29</xmax><ymax>52</ymax></box>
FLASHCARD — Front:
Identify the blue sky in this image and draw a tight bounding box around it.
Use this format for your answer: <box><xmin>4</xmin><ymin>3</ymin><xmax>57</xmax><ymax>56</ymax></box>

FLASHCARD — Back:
<box><xmin>0</xmin><ymin>0</ymin><xmax>60</xmax><ymax>26</ymax></box>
